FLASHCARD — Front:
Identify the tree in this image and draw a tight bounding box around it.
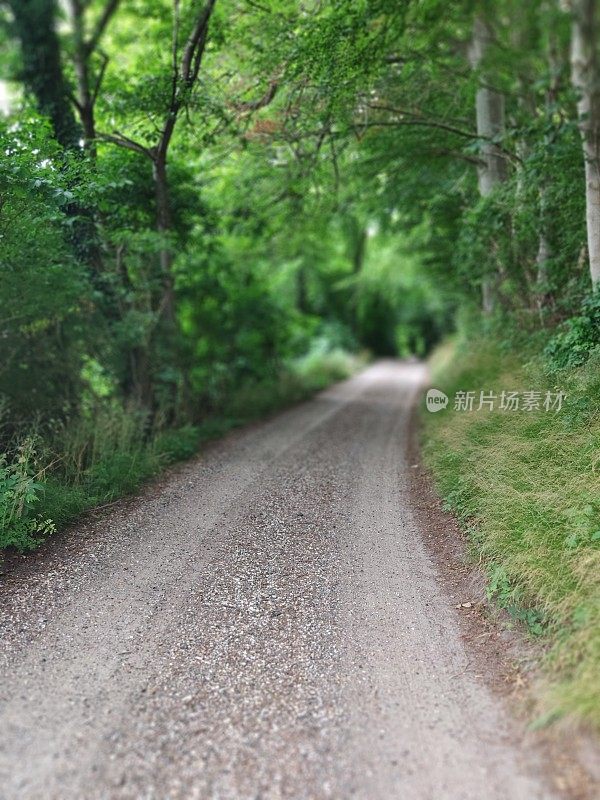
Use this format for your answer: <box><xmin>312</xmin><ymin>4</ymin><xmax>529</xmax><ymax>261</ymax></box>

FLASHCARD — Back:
<box><xmin>100</xmin><ymin>0</ymin><xmax>217</xmax><ymax>322</ymax></box>
<box><xmin>566</xmin><ymin>0</ymin><xmax>600</xmax><ymax>286</ymax></box>
<box><xmin>6</xmin><ymin>0</ymin><xmax>81</xmax><ymax>148</ymax></box>
<box><xmin>67</xmin><ymin>0</ymin><xmax>121</xmax><ymax>155</ymax></box>
<box><xmin>468</xmin><ymin>13</ymin><xmax>509</xmax><ymax>312</ymax></box>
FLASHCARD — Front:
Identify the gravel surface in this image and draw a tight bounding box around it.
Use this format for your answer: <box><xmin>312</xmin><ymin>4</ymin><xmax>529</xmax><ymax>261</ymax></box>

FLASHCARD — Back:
<box><xmin>0</xmin><ymin>362</ymin><xmax>560</xmax><ymax>799</ymax></box>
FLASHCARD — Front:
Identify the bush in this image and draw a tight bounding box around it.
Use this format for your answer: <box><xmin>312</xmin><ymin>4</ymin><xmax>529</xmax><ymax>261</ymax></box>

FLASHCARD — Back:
<box><xmin>0</xmin><ymin>439</ymin><xmax>55</xmax><ymax>551</ymax></box>
<box><xmin>545</xmin><ymin>292</ymin><xmax>600</xmax><ymax>371</ymax></box>
<box><xmin>154</xmin><ymin>425</ymin><xmax>202</xmax><ymax>463</ymax></box>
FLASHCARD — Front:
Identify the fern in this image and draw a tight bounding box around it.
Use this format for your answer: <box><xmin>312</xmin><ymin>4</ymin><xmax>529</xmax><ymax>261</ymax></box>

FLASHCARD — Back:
<box><xmin>0</xmin><ymin>439</ymin><xmax>55</xmax><ymax>551</ymax></box>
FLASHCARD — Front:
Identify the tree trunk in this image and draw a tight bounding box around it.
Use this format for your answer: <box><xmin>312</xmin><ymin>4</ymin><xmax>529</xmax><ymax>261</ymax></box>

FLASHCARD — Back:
<box><xmin>469</xmin><ymin>17</ymin><xmax>508</xmax><ymax>196</ymax></box>
<box><xmin>535</xmin><ymin>227</ymin><xmax>551</xmax><ymax>289</ymax></box>
<box><xmin>352</xmin><ymin>227</ymin><xmax>367</xmax><ymax>274</ymax></box>
<box><xmin>153</xmin><ymin>156</ymin><xmax>175</xmax><ymax>323</ymax></box>
<box><xmin>350</xmin><ymin>225</ymin><xmax>366</xmax><ymax>329</ymax></box>
<box><xmin>69</xmin><ymin>0</ymin><xmax>97</xmax><ymax>155</ymax></box>
<box><xmin>536</xmin><ymin>26</ymin><xmax>562</xmax><ymax>302</ymax></box>
<box><xmin>296</xmin><ymin>265</ymin><xmax>308</xmax><ymax>314</ymax></box>
<box><xmin>569</xmin><ymin>0</ymin><xmax>600</xmax><ymax>286</ymax></box>
<box><xmin>469</xmin><ymin>14</ymin><xmax>508</xmax><ymax>312</ymax></box>
<box><xmin>8</xmin><ymin>0</ymin><xmax>81</xmax><ymax>149</ymax></box>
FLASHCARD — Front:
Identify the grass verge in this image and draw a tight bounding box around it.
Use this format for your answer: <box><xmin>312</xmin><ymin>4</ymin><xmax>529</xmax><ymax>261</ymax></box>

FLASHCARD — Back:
<box><xmin>422</xmin><ymin>336</ymin><xmax>600</xmax><ymax>730</ymax></box>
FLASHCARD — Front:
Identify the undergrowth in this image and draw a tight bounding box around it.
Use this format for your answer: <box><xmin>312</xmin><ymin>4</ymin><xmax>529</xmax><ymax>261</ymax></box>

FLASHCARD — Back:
<box><xmin>423</xmin><ymin>334</ymin><xmax>600</xmax><ymax>729</ymax></box>
<box><xmin>1</xmin><ymin>347</ymin><xmax>363</xmax><ymax>553</ymax></box>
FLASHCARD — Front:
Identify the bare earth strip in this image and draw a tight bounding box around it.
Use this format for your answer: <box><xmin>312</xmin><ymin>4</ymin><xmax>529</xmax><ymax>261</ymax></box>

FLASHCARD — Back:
<box><xmin>0</xmin><ymin>362</ymin><xmax>562</xmax><ymax>799</ymax></box>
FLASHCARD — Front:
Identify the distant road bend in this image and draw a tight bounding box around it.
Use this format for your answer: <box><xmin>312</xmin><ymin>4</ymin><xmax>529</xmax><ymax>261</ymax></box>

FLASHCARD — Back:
<box><xmin>0</xmin><ymin>362</ymin><xmax>557</xmax><ymax>799</ymax></box>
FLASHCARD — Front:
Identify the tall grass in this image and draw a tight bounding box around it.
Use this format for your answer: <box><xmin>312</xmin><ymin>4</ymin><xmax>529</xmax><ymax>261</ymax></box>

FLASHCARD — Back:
<box><xmin>0</xmin><ymin>348</ymin><xmax>364</xmax><ymax>552</ymax></box>
<box><xmin>424</xmin><ymin>338</ymin><xmax>600</xmax><ymax>728</ymax></box>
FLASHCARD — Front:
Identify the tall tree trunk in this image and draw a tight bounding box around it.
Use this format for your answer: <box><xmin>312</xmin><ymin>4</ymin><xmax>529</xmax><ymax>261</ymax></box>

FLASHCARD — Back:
<box><xmin>536</xmin><ymin>47</ymin><xmax>557</xmax><ymax>301</ymax></box>
<box><xmin>536</xmin><ymin>26</ymin><xmax>562</xmax><ymax>301</ymax></box>
<box><xmin>296</xmin><ymin>265</ymin><xmax>308</xmax><ymax>314</ymax></box>
<box><xmin>352</xmin><ymin>227</ymin><xmax>367</xmax><ymax>274</ymax></box>
<box><xmin>8</xmin><ymin>0</ymin><xmax>81</xmax><ymax>149</ymax></box>
<box><xmin>69</xmin><ymin>0</ymin><xmax>97</xmax><ymax>154</ymax></box>
<box><xmin>350</xmin><ymin>224</ymin><xmax>366</xmax><ymax>330</ymax></box>
<box><xmin>535</xmin><ymin>225</ymin><xmax>551</xmax><ymax>289</ymax></box>
<box><xmin>153</xmin><ymin>156</ymin><xmax>176</xmax><ymax>324</ymax></box>
<box><xmin>469</xmin><ymin>14</ymin><xmax>508</xmax><ymax>313</ymax></box>
<box><xmin>568</xmin><ymin>0</ymin><xmax>600</xmax><ymax>286</ymax></box>
<box><xmin>68</xmin><ymin>0</ymin><xmax>120</xmax><ymax>156</ymax></box>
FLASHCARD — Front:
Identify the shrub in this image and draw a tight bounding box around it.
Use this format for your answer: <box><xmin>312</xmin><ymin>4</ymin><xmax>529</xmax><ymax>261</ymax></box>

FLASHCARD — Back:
<box><xmin>154</xmin><ymin>425</ymin><xmax>202</xmax><ymax>463</ymax></box>
<box><xmin>545</xmin><ymin>292</ymin><xmax>600</xmax><ymax>370</ymax></box>
<box><xmin>0</xmin><ymin>439</ymin><xmax>55</xmax><ymax>551</ymax></box>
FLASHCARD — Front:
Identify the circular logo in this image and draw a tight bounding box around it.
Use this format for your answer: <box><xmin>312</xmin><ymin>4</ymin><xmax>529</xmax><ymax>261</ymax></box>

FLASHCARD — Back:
<box><xmin>426</xmin><ymin>389</ymin><xmax>448</xmax><ymax>413</ymax></box>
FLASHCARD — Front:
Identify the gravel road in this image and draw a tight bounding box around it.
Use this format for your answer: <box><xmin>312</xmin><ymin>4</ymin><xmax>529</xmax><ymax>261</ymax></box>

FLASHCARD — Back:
<box><xmin>0</xmin><ymin>362</ymin><xmax>559</xmax><ymax>799</ymax></box>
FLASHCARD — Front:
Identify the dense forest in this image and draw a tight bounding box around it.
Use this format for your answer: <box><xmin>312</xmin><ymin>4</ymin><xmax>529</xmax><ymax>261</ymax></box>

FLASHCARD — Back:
<box><xmin>2</xmin><ymin>0</ymin><xmax>600</xmax><ymax>727</ymax></box>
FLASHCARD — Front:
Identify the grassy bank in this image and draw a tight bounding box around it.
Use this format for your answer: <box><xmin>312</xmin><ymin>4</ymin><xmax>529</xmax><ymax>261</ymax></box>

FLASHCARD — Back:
<box><xmin>1</xmin><ymin>347</ymin><xmax>364</xmax><ymax>554</ymax></box>
<box><xmin>423</xmin><ymin>335</ymin><xmax>600</xmax><ymax>729</ymax></box>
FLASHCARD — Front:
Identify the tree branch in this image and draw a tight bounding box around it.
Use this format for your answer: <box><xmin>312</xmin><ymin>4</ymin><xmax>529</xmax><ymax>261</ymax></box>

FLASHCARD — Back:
<box><xmin>243</xmin><ymin>0</ymin><xmax>270</xmax><ymax>12</ymax></box>
<box><xmin>98</xmin><ymin>131</ymin><xmax>154</xmax><ymax>159</ymax></box>
<box><xmin>91</xmin><ymin>51</ymin><xmax>109</xmax><ymax>105</ymax></box>
<box><xmin>232</xmin><ymin>80</ymin><xmax>278</xmax><ymax>112</ymax></box>
<box><xmin>86</xmin><ymin>0</ymin><xmax>121</xmax><ymax>55</ymax></box>
<box><xmin>351</xmin><ymin>119</ymin><xmax>520</xmax><ymax>166</ymax></box>
<box><xmin>68</xmin><ymin>91</ymin><xmax>84</xmax><ymax>113</ymax></box>
<box><xmin>180</xmin><ymin>0</ymin><xmax>217</xmax><ymax>85</ymax></box>
<box><xmin>366</xmin><ymin>104</ymin><xmax>477</xmax><ymax>140</ymax></box>
<box><xmin>156</xmin><ymin>0</ymin><xmax>217</xmax><ymax>159</ymax></box>
<box><xmin>428</xmin><ymin>148</ymin><xmax>485</xmax><ymax>166</ymax></box>
<box><xmin>170</xmin><ymin>0</ymin><xmax>181</xmax><ymax>109</ymax></box>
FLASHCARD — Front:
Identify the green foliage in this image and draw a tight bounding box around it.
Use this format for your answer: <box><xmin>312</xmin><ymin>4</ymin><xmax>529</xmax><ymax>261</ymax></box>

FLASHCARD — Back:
<box><xmin>545</xmin><ymin>293</ymin><xmax>600</xmax><ymax>370</ymax></box>
<box><xmin>0</xmin><ymin>116</ymin><xmax>92</xmax><ymax>420</ymax></box>
<box><xmin>487</xmin><ymin>565</ymin><xmax>548</xmax><ymax>637</ymax></box>
<box><xmin>0</xmin><ymin>439</ymin><xmax>55</xmax><ymax>550</ymax></box>
<box><xmin>154</xmin><ymin>425</ymin><xmax>203</xmax><ymax>463</ymax></box>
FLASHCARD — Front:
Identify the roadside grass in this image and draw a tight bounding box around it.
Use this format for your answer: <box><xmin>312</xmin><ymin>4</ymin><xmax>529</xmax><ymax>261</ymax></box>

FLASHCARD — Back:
<box><xmin>1</xmin><ymin>348</ymin><xmax>365</xmax><ymax>553</ymax></box>
<box><xmin>423</xmin><ymin>337</ymin><xmax>600</xmax><ymax>729</ymax></box>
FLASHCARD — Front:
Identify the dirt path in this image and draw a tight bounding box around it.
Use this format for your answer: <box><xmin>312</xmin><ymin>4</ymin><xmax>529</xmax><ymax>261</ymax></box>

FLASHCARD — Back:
<box><xmin>0</xmin><ymin>362</ymin><xmax>562</xmax><ymax>799</ymax></box>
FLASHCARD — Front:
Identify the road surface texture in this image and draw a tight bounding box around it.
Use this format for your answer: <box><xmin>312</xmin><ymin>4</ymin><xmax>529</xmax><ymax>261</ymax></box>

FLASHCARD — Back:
<box><xmin>0</xmin><ymin>362</ymin><xmax>563</xmax><ymax>799</ymax></box>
